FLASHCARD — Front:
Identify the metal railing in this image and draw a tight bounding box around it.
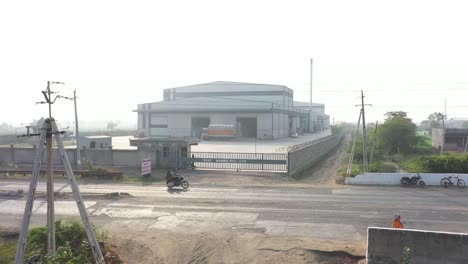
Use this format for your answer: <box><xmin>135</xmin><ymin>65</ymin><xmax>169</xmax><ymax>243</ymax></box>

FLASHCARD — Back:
<box><xmin>179</xmin><ymin>152</ymin><xmax>287</xmax><ymax>171</ymax></box>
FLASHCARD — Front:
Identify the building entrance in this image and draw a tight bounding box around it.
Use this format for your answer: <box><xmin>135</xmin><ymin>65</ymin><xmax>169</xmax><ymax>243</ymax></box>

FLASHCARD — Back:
<box><xmin>191</xmin><ymin>117</ymin><xmax>210</xmax><ymax>138</ymax></box>
<box><xmin>236</xmin><ymin>117</ymin><xmax>257</xmax><ymax>137</ymax></box>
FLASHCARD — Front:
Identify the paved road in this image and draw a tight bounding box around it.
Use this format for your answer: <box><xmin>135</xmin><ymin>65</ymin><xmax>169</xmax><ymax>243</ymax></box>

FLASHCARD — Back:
<box><xmin>1</xmin><ymin>180</ymin><xmax>468</xmax><ymax>250</ymax></box>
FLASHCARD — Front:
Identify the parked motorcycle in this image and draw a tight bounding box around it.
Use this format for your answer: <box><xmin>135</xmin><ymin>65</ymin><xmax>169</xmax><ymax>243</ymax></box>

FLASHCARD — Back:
<box><xmin>400</xmin><ymin>173</ymin><xmax>425</xmax><ymax>187</ymax></box>
<box><xmin>167</xmin><ymin>175</ymin><xmax>190</xmax><ymax>190</ymax></box>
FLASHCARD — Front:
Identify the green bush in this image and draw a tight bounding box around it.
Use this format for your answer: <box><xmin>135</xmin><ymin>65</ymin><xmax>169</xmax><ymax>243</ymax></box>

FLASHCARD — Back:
<box><xmin>401</xmin><ymin>154</ymin><xmax>468</xmax><ymax>173</ymax></box>
<box><xmin>25</xmin><ymin>219</ymin><xmax>101</xmax><ymax>263</ymax></box>
<box><xmin>1</xmin><ymin>220</ymin><xmax>120</xmax><ymax>264</ymax></box>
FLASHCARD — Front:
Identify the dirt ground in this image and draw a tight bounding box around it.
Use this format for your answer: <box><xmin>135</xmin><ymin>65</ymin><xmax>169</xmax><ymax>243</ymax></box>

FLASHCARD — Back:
<box><xmin>106</xmin><ymin>229</ymin><xmax>364</xmax><ymax>264</ymax></box>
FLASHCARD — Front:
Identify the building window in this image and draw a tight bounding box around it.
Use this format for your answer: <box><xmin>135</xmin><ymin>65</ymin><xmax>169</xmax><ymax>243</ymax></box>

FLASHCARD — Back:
<box><xmin>90</xmin><ymin>141</ymin><xmax>96</xmax><ymax>149</ymax></box>
<box><xmin>163</xmin><ymin>146</ymin><xmax>169</xmax><ymax>158</ymax></box>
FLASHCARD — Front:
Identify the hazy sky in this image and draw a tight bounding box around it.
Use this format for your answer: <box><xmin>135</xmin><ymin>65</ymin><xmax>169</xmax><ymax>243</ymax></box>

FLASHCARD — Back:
<box><xmin>1</xmin><ymin>0</ymin><xmax>467</xmax><ymax>127</ymax></box>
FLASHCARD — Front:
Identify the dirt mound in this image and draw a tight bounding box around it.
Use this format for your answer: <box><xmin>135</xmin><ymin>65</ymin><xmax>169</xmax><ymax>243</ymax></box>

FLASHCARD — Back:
<box><xmin>109</xmin><ymin>230</ymin><xmax>364</xmax><ymax>264</ymax></box>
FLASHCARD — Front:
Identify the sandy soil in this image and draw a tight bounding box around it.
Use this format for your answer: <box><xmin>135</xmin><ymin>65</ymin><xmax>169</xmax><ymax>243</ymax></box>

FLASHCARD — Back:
<box><xmin>106</xmin><ymin>229</ymin><xmax>364</xmax><ymax>264</ymax></box>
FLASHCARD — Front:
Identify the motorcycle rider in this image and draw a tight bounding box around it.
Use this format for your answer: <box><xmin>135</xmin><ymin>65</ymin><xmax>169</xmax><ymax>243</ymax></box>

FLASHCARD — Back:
<box><xmin>392</xmin><ymin>214</ymin><xmax>404</xmax><ymax>229</ymax></box>
<box><xmin>166</xmin><ymin>169</ymin><xmax>176</xmax><ymax>184</ymax></box>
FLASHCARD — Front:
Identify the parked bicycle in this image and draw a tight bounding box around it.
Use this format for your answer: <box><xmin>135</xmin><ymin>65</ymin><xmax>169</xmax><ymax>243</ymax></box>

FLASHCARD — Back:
<box><xmin>440</xmin><ymin>176</ymin><xmax>465</xmax><ymax>189</ymax></box>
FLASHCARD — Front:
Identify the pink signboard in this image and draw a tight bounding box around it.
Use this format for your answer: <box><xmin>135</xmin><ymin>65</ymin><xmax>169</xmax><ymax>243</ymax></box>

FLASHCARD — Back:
<box><xmin>141</xmin><ymin>158</ymin><xmax>152</xmax><ymax>176</ymax></box>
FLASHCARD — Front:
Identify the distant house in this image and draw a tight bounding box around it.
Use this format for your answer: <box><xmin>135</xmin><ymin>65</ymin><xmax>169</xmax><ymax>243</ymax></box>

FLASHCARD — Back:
<box><xmin>432</xmin><ymin>128</ymin><xmax>468</xmax><ymax>152</ymax></box>
<box><xmin>79</xmin><ymin>136</ymin><xmax>112</xmax><ymax>149</ymax></box>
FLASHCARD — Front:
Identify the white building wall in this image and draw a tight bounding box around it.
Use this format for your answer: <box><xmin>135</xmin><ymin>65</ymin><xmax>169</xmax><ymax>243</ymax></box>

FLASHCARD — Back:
<box><xmin>257</xmin><ymin>113</ymin><xmax>273</xmax><ymax>139</ymax></box>
<box><xmin>271</xmin><ymin>112</ymin><xmax>289</xmax><ymax>139</ymax></box>
<box><xmin>293</xmin><ymin>117</ymin><xmax>300</xmax><ymax>132</ymax></box>
<box><xmin>138</xmin><ymin>110</ymin><xmax>301</xmax><ymax>140</ymax></box>
<box><xmin>277</xmin><ymin>113</ymin><xmax>284</xmax><ymax>138</ymax></box>
<box><xmin>150</xmin><ymin>114</ymin><xmax>168</xmax><ymax>136</ymax></box>
<box><xmin>210</xmin><ymin>114</ymin><xmax>236</xmax><ymax>126</ymax></box>
<box><xmin>167</xmin><ymin>114</ymin><xmax>191</xmax><ymax>137</ymax></box>
<box><xmin>281</xmin><ymin>114</ymin><xmax>288</xmax><ymax>137</ymax></box>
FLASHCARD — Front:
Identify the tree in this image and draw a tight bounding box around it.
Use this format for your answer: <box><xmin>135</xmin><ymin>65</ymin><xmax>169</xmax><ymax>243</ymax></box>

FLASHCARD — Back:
<box><xmin>385</xmin><ymin>111</ymin><xmax>408</xmax><ymax>120</ymax></box>
<box><xmin>107</xmin><ymin>121</ymin><xmax>119</xmax><ymax>130</ymax></box>
<box><xmin>428</xmin><ymin>112</ymin><xmax>444</xmax><ymax>127</ymax></box>
<box><xmin>419</xmin><ymin>112</ymin><xmax>445</xmax><ymax>134</ymax></box>
<box><xmin>378</xmin><ymin>111</ymin><xmax>418</xmax><ymax>155</ymax></box>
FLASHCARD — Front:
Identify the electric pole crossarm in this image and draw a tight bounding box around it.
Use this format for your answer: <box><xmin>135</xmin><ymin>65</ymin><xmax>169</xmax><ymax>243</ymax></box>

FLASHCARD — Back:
<box><xmin>15</xmin><ymin>124</ymin><xmax>47</xmax><ymax>264</ymax></box>
<box><xmin>51</xmin><ymin>120</ymin><xmax>104</xmax><ymax>264</ymax></box>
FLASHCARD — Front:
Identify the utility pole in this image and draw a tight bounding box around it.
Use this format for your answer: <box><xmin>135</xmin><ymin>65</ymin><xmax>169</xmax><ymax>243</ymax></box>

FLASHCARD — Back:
<box><xmin>346</xmin><ymin>110</ymin><xmax>362</xmax><ymax>177</ymax></box>
<box><xmin>439</xmin><ymin>100</ymin><xmax>447</xmax><ymax>156</ymax></box>
<box><xmin>464</xmin><ymin>136</ymin><xmax>468</xmax><ymax>154</ymax></box>
<box><xmin>310</xmin><ymin>58</ymin><xmax>313</xmax><ymax>132</ymax></box>
<box><xmin>360</xmin><ymin>90</ymin><xmax>368</xmax><ymax>173</ymax></box>
<box><xmin>16</xmin><ymin>82</ymin><xmax>104</xmax><ymax>264</ymax></box>
<box><xmin>43</xmin><ymin>81</ymin><xmax>56</xmax><ymax>255</ymax></box>
<box><xmin>38</xmin><ymin>81</ymin><xmax>64</xmax><ymax>256</ymax></box>
<box><xmin>74</xmin><ymin>90</ymin><xmax>81</xmax><ymax>166</ymax></box>
<box><xmin>440</xmin><ymin>115</ymin><xmax>445</xmax><ymax>155</ymax></box>
<box><xmin>369</xmin><ymin>121</ymin><xmax>378</xmax><ymax>164</ymax></box>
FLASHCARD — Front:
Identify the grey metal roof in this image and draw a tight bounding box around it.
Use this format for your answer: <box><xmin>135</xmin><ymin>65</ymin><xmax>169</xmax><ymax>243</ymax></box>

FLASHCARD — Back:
<box><xmin>145</xmin><ymin>96</ymin><xmax>273</xmax><ymax>110</ymax></box>
<box><xmin>293</xmin><ymin>101</ymin><xmax>325</xmax><ymax>107</ymax></box>
<box><xmin>166</xmin><ymin>81</ymin><xmax>292</xmax><ymax>92</ymax></box>
<box><xmin>134</xmin><ymin>96</ymin><xmax>309</xmax><ymax>115</ymax></box>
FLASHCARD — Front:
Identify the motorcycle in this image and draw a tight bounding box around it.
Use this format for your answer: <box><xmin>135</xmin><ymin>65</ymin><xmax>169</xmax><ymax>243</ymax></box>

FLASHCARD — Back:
<box><xmin>400</xmin><ymin>173</ymin><xmax>425</xmax><ymax>187</ymax></box>
<box><xmin>167</xmin><ymin>175</ymin><xmax>190</xmax><ymax>190</ymax></box>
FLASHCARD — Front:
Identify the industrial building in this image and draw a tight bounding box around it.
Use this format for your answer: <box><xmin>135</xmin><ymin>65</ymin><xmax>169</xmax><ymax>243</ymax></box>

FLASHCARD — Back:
<box><xmin>135</xmin><ymin>81</ymin><xmax>330</xmax><ymax>140</ymax></box>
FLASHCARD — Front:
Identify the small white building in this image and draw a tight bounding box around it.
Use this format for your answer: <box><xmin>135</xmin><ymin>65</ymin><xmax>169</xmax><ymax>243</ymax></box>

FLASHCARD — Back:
<box><xmin>79</xmin><ymin>136</ymin><xmax>112</xmax><ymax>149</ymax></box>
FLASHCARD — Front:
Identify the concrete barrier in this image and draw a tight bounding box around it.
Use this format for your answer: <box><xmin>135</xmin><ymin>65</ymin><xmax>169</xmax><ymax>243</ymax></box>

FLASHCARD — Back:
<box><xmin>288</xmin><ymin>134</ymin><xmax>344</xmax><ymax>176</ymax></box>
<box><xmin>367</xmin><ymin>227</ymin><xmax>468</xmax><ymax>264</ymax></box>
<box><xmin>346</xmin><ymin>173</ymin><xmax>468</xmax><ymax>186</ymax></box>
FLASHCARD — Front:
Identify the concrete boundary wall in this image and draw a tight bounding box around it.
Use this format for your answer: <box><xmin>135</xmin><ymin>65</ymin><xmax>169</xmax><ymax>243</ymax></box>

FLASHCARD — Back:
<box><xmin>288</xmin><ymin>134</ymin><xmax>344</xmax><ymax>176</ymax></box>
<box><xmin>0</xmin><ymin>147</ymin><xmax>140</xmax><ymax>167</ymax></box>
<box><xmin>367</xmin><ymin>227</ymin><xmax>468</xmax><ymax>264</ymax></box>
<box><xmin>1</xmin><ymin>134</ymin><xmax>343</xmax><ymax>172</ymax></box>
<box><xmin>346</xmin><ymin>173</ymin><xmax>468</xmax><ymax>186</ymax></box>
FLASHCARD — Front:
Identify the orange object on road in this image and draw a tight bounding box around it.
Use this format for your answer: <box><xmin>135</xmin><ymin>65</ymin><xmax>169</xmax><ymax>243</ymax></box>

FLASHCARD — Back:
<box><xmin>392</xmin><ymin>219</ymin><xmax>403</xmax><ymax>228</ymax></box>
<box><xmin>392</xmin><ymin>214</ymin><xmax>404</xmax><ymax>228</ymax></box>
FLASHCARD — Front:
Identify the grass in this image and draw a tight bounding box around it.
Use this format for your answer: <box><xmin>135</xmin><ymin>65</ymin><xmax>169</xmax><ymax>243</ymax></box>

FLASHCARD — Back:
<box><xmin>0</xmin><ymin>219</ymin><xmax>121</xmax><ymax>264</ymax></box>
<box><xmin>0</xmin><ymin>235</ymin><xmax>16</xmax><ymax>264</ymax></box>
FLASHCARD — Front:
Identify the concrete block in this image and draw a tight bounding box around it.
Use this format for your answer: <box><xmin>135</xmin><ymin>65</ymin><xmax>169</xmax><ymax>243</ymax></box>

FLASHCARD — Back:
<box><xmin>367</xmin><ymin>227</ymin><xmax>468</xmax><ymax>264</ymax></box>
